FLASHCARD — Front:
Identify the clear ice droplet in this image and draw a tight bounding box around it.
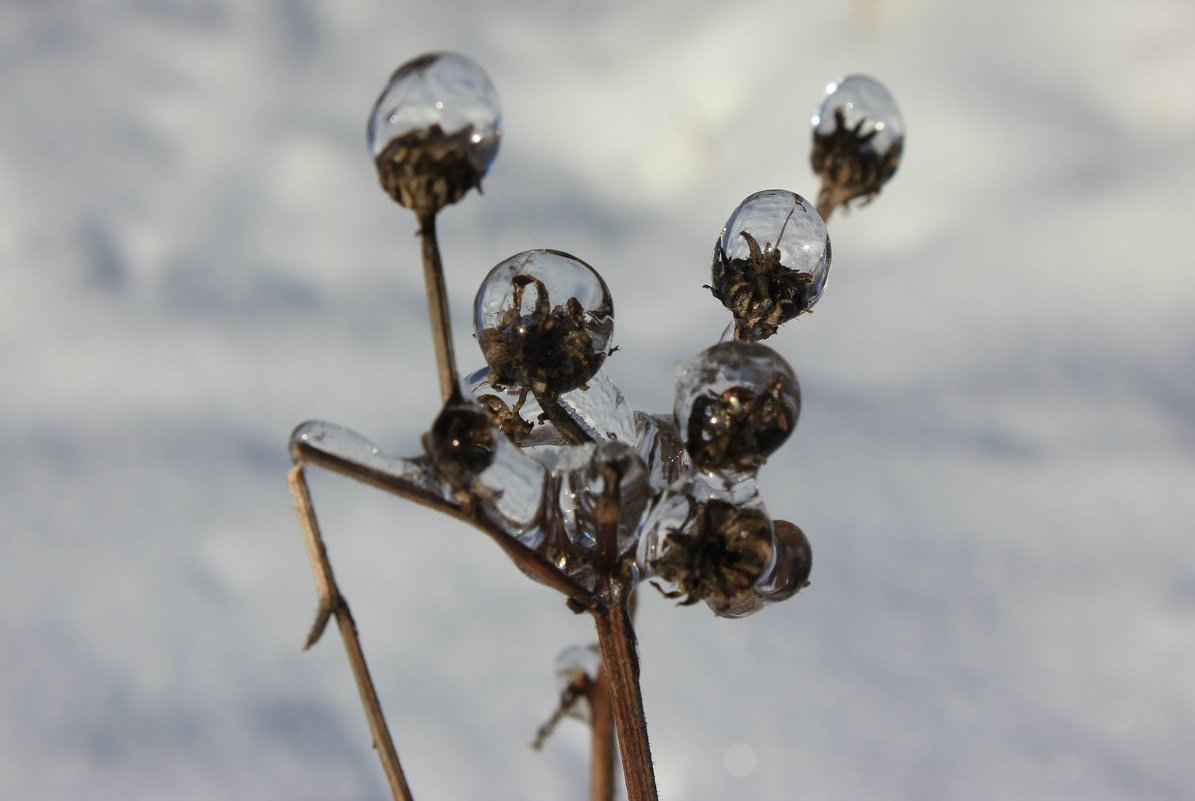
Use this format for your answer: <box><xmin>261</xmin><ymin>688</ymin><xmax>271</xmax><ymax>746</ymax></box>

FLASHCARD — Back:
<box><xmin>711</xmin><ymin>190</ymin><xmax>831</xmax><ymax>340</ymax></box>
<box><xmin>810</xmin><ymin>75</ymin><xmax>904</xmax><ymax>213</ymax></box>
<box><xmin>812</xmin><ymin>75</ymin><xmax>904</xmax><ymax>161</ymax></box>
<box><xmin>474</xmin><ymin>250</ymin><xmax>614</xmax><ymax>397</ymax></box>
<box><xmin>755</xmin><ymin>520</ymin><xmax>812</xmax><ymax>603</ymax></box>
<box><xmin>674</xmin><ymin>341</ymin><xmax>801</xmax><ymax>475</ymax></box>
<box><xmin>367</xmin><ymin>53</ymin><xmax>502</xmax><ymax>212</ymax></box>
<box><xmin>636</xmin><ymin>473</ymin><xmax>776</xmax><ymax>616</ymax></box>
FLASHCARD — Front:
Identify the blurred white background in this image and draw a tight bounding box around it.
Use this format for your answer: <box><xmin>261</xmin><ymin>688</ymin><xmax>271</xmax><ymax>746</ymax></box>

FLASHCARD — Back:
<box><xmin>3</xmin><ymin>1</ymin><xmax>1193</xmax><ymax>799</ymax></box>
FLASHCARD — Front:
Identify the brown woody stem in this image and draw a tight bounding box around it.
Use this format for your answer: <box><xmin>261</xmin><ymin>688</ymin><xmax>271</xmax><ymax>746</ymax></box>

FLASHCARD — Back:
<box><xmin>589</xmin><ymin>667</ymin><xmax>615</xmax><ymax>801</ymax></box>
<box><xmin>816</xmin><ymin>187</ymin><xmax>837</xmax><ymax>224</ymax></box>
<box><xmin>536</xmin><ymin>391</ymin><xmax>595</xmax><ymax>446</ymax></box>
<box><xmin>288</xmin><ymin>465</ymin><xmax>415</xmax><ymax>801</ymax></box>
<box><xmin>418</xmin><ymin>211</ymin><xmax>459</xmax><ymax>403</ymax></box>
<box><xmin>592</xmin><ymin>596</ymin><xmax>657</xmax><ymax>801</ymax></box>
<box><xmin>589</xmin><ymin>460</ymin><xmax>657</xmax><ymax>801</ymax></box>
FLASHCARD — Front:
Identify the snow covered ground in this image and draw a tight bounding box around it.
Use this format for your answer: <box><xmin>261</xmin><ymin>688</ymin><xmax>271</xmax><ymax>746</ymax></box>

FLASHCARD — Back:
<box><xmin>3</xmin><ymin>1</ymin><xmax>1194</xmax><ymax>799</ymax></box>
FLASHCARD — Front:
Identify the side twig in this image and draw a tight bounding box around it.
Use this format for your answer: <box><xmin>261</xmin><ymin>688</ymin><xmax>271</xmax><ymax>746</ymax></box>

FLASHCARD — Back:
<box><xmin>288</xmin><ymin>465</ymin><xmax>415</xmax><ymax>801</ymax></box>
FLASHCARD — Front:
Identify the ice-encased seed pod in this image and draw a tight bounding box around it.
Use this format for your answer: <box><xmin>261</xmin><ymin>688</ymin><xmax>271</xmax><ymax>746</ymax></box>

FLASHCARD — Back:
<box><xmin>710</xmin><ymin>190</ymin><xmax>831</xmax><ymax>341</ymax></box>
<box><xmin>639</xmin><ymin>485</ymin><xmax>776</xmax><ymax>614</ymax></box>
<box><xmin>675</xmin><ymin>341</ymin><xmax>800</xmax><ymax>475</ymax></box>
<box><xmin>368</xmin><ymin>52</ymin><xmax>501</xmax><ymax>215</ymax></box>
<box><xmin>554</xmin><ymin>644</ymin><xmax>601</xmax><ymax>722</ymax></box>
<box><xmin>424</xmin><ymin>400</ymin><xmax>495</xmax><ymax>489</ymax></box>
<box><xmin>810</xmin><ymin>75</ymin><xmax>904</xmax><ymax>216</ymax></box>
<box><xmin>474</xmin><ymin>250</ymin><xmax>614</xmax><ymax>397</ymax></box>
<box><xmin>756</xmin><ymin>520</ymin><xmax>812</xmax><ymax>603</ymax></box>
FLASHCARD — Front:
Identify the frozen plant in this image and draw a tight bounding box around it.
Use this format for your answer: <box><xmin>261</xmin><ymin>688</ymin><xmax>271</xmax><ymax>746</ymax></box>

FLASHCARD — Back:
<box><xmin>287</xmin><ymin>54</ymin><xmax>903</xmax><ymax>801</ymax></box>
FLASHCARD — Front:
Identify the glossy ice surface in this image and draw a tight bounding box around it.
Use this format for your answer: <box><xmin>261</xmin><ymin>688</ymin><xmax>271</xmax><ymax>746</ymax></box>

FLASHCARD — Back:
<box><xmin>367</xmin><ymin>52</ymin><xmax>501</xmax><ymax>172</ymax></box>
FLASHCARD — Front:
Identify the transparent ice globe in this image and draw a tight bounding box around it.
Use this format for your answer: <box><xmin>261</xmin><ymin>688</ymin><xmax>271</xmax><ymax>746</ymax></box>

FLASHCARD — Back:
<box><xmin>674</xmin><ymin>341</ymin><xmax>800</xmax><ymax>474</ymax></box>
<box><xmin>710</xmin><ymin>190</ymin><xmax>831</xmax><ymax>341</ymax></box>
<box><xmin>367</xmin><ymin>52</ymin><xmax>502</xmax><ymax>214</ymax></box>
<box><xmin>424</xmin><ymin>400</ymin><xmax>495</xmax><ymax>489</ymax></box>
<box><xmin>810</xmin><ymin>75</ymin><xmax>903</xmax><ymax>214</ymax></box>
<box><xmin>474</xmin><ymin>250</ymin><xmax>614</xmax><ymax>397</ymax></box>
<box><xmin>636</xmin><ymin>476</ymin><xmax>776</xmax><ymax>616</ymax></box>
<box><xmin>756</xmin><ymin>520</ymin><xmax>812</xmax><ymax>604</ymax></box>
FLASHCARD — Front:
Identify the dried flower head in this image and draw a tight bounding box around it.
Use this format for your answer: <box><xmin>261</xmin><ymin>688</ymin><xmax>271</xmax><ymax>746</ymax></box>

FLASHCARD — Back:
<box><xmin>650</xmin><ymin>498</ymin><xmax>775</xmax><ymax>609</ymax></box>
<box><xmin>810</xmin><ymin>75</ymin><xmax>904</xmax><ymax>215</ymax></box>
<box><xmin>475</xmin><ymin>250</ymin><xmax>614</xmax><ymax>398</ymax></box>
<box><xmin>367</xmin><ymin>53</ymin><xmax>501</xmax><ymax>215</ymax></box>
<box><xmin>708</xmin><ymin>190</ymin><xmax>830</xmax><ymax>341</ymax></box>
<box><xmin>675</xmin><ymin>341</ymin><xmax>801</xmax><ymax>475</ymax></box>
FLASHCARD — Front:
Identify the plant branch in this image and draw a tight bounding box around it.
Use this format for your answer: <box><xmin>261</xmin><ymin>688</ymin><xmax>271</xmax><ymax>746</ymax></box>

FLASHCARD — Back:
<box><xmin>816</xmin><ymin>189</ymin><xmax>836</xmax><ymax>224</ymax></box>
<box><xmin>589</xmin><ymin>460</ymin><xmax>657</xmax><ymax>801</ymax></box>
<box><xmin>592</xmin><ymin>596</ymin><xmax>657</xmax><ymax>801</ymax></box>
<box><xmin>588</xmin><ymin>666</ymin><xmax>615</xmax><ymax>801</ymax></box>
<box><xmin>288</xmin><ymin>465</ymin><xmax>415</xmax><ymax>801</ymax></box>
<box><xmin>418</xmin><ymin>211</ymin><xmax>459</xmax><ymax>403</ymax></box>
<box><xmin>535</xmin><ymin>391</ymin><xmax>596</xmax><ymax>446</ymax></box>
<box><xmin>290</xmin><ymin>425</ymin><xmax>597</xmax><ymax>607</ymax></box>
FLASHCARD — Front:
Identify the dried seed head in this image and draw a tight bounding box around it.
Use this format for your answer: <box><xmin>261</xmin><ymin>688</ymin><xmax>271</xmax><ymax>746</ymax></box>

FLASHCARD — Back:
<box><xmin>810</xmin><ymin>75</ymin><xmax>904</xmax><ymax>215</ymax></box>
<box><xmin>474</xmin><ymin>250</ymin><xmax>614</xmax><ymax>397</ymax></box>
<box><xmin>675</xmin><ymin>341</ymin><xmax>800</xmax><ymax>474</ymax></box>
<box><xmin>424</xmin><ymin>400</ymin><xmax>495</xmax><ymax>488</ymax></box>
<box><xmin>650</xmin><ymin>498</ymin><xmax>775</xmax><ymax>612</ymax></box>
<box><xmin>709</xmin><ymin>190</ymin><xmax>830</xmax><ymax>341</ymax></box>
<box><xmin>368</xmin><ymin>53</ymin><xmax>501</xmax><ymax>215</ymax></box>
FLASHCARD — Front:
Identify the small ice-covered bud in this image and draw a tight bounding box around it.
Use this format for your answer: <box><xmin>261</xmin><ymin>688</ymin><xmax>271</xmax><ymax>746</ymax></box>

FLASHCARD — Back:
<box><xmin>640</xmin><ymin>490</ymin><xmax>779</xmax><ymax>616</ymax></box>
<box><xmin>810</xmin><ymin>75</ymin><xmax>904</xmax><ymax>217</ymax></box>
<box><xmin>756</xmin><ymin>520</ymin><xmax>812</xmax><ymax>603</ymax></box>
<box><xmin>368</xmin><ymin>52</ymin><xmax>501</xmax><ymax>214</ymax></box>
<box><xmin>424</xmin><ymin>400</ymin><xmax>495</xmax><ymax>489</ymax></box>
<box><xmin>555</xmin><ymin>644</ymin><xmax>601</xmax><ymax>722</ymax></box>
<box><xmin>474</xmin><ymin>250</ymin><xmax>614</xmax><ymax>397</ymax></box>
<box><xmin>675</xmin><ymin>342</ymin><xmax>800</xmax><ymax>475</ymax></box>
<box><xmin>637</xmin><ymin>476</ymin><xmax>776</xmax><ymax>617</ymax></box>
<box><xmin>709</xmin><ymin>190</ymin><xmax>830</xmax><ymax>341</ymax></box>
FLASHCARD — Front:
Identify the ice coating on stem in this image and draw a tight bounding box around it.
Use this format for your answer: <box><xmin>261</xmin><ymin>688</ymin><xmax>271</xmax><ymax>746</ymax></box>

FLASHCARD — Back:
<box><xmin>466</xmin><ymin>366</ymin><xmax>637</xmax><ymax>448</ymax></box>
<box><xmin>290</xmin><ymin>420</ymin><xmax>449</xmax><ymax>501</ymax></box>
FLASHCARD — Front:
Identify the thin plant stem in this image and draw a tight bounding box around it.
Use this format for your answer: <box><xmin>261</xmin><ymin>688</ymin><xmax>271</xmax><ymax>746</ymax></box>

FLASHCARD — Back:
<box><xmin>291</xmin><ymin>430</ymin><xmax>597</xmax><ymax>606</ymax></box>
<box><xmin>417</xmin><ymin>211</ymin><xmax>459</xmax><ymax>403</ymax></box>
<box><xmin>536</xmin><ymin>391</ymin><xmax>595</xmax><ymax>445</ymax></box>
<box><xmin>590</xmin><ymin>461</ymin><xmax>658</xmax><ymax>801</ymax></box>
<box><xmin>588</xmin><ymin>666</ymin><xmax>615</xmax><ymax>801</ymax></box>
<box><xmin>591</xmin><ymin>597</ymin><xmax>658</xmax><ymax>801</ymax></box>
<box><xmin>588</xmin><ymin>585</ymin><xmax>637</xmax><ymax>801</ymax></box>
<box><xmin>816</xmin><ymin>188</ymin><xmax>836</xmax><ymax>224</ymax></box>
<box><xmin>288</xmin><ymin>465</ymin><xmax>415</xmax><ymax>801</ymax></box>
